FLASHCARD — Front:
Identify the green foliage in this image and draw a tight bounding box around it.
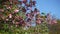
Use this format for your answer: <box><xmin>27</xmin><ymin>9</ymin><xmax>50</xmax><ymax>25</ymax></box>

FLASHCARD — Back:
<box><xmin>0</xmin><ymin>22</ymin><xmax>49</xmax><ymax>34</ymax></box>
<box><xmin>17</xmin><ymin>11</ymin><xmax>26</xmax><ymax>19</ymax></box>
<box><xmin>48</xmin><ymin>20</ymin><xmax>60</xmax><ymax>34</ymax></box>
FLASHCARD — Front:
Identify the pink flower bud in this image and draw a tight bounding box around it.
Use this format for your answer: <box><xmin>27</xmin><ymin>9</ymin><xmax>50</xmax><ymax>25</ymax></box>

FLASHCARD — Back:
<box><xmin>36</xmin><ymin>11</ymin><xmax>40</xmax><ymax>14</ymax></box>
<box><xmin>0</xmin><ymin>9</ymin><xmax>4</xmax><ymax>12</ymax></box>
<box><xmin>6</xmin><ymin>19</ymin><xmax>9</xmax><ymax>21</ymax></box>
<box><xmin>7</xmin><ymin>6</ymin><xmax>11</xmax><ymax>9</ymax></box>
<box><xmin>51</xmin><ymin>19</ymin><xmax>57</xmax><ymax>24</ymax></box>
<box><xmin>16</xmin><ymin>22</ymin><xmax>19</xmax><ymax>25</ymax></box>
<box><xmin>14</xmin><ymin>9</ymin><xmax>19</xmax><ymax>13</ymax></box>
<box><xmin>9</xmin><ymin>14</ymin><xmax>12</xmax><ymax>18</ymax></box>
<box><xmin>26</xmin><ymin>23</ymin><xmax>31</xmax><ymax>26</ymax></box>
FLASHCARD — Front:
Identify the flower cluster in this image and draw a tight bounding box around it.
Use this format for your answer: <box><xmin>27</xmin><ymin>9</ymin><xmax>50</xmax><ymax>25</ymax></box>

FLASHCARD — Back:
<box><xmin>0</xmin><ymin>0</ymin><xmax>57</xmax><ymax>28</ymax></box>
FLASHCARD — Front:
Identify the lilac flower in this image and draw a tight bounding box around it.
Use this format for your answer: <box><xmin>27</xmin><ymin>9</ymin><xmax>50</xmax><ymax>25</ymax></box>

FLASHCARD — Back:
<box><xmin>31</xmin><ymin>16</ymin><xmax>36</xmax><ymax>27</ymax></box>
<box><xmin>22</xmin><ymin>7</ymin><xmax>26</xmax><ymax>12</ymax></box>
<box><xmin>23</xmin><ymin>0</ymin><xmax>27</xmax><ymax>4</ymax></box>
<box><xmin>46</xmin><ymin>13</ymin><xmax>52</xmax><ymax>24</ymax></box>
<box><xmin>36</xmin><ymin>18</ymin><xmax>41</xmax><ymax>24</ymax></box>
<box><xmin>32</xmin><ymin>1</ymin><xmax>36</xmax><ymax>6</ymax></box>
<box><xmin>46</xmin><ymin>13</ymin><xmax>57</xmax><ymax>24</ymax></box>
<box><xmin>26</xmin><ymin>13</ymin><xmax>31</xmax><ymax>18</ymax></box>
<box><xmin>25</xmin><ymin>3</ymin><xmax>30</xmax><ymax>7</ymax></box>
<box><xmin>33</xmin><ymin>8</ymin><xmax>40</xmax><ymax>16</ymax></box>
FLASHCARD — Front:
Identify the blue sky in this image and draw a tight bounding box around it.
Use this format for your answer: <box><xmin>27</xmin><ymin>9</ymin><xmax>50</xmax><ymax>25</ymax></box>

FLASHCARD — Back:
<box><xmin>36</xmin><ymin>0</ymin><xmax>60</xmax><ymax>19</ymax></box>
